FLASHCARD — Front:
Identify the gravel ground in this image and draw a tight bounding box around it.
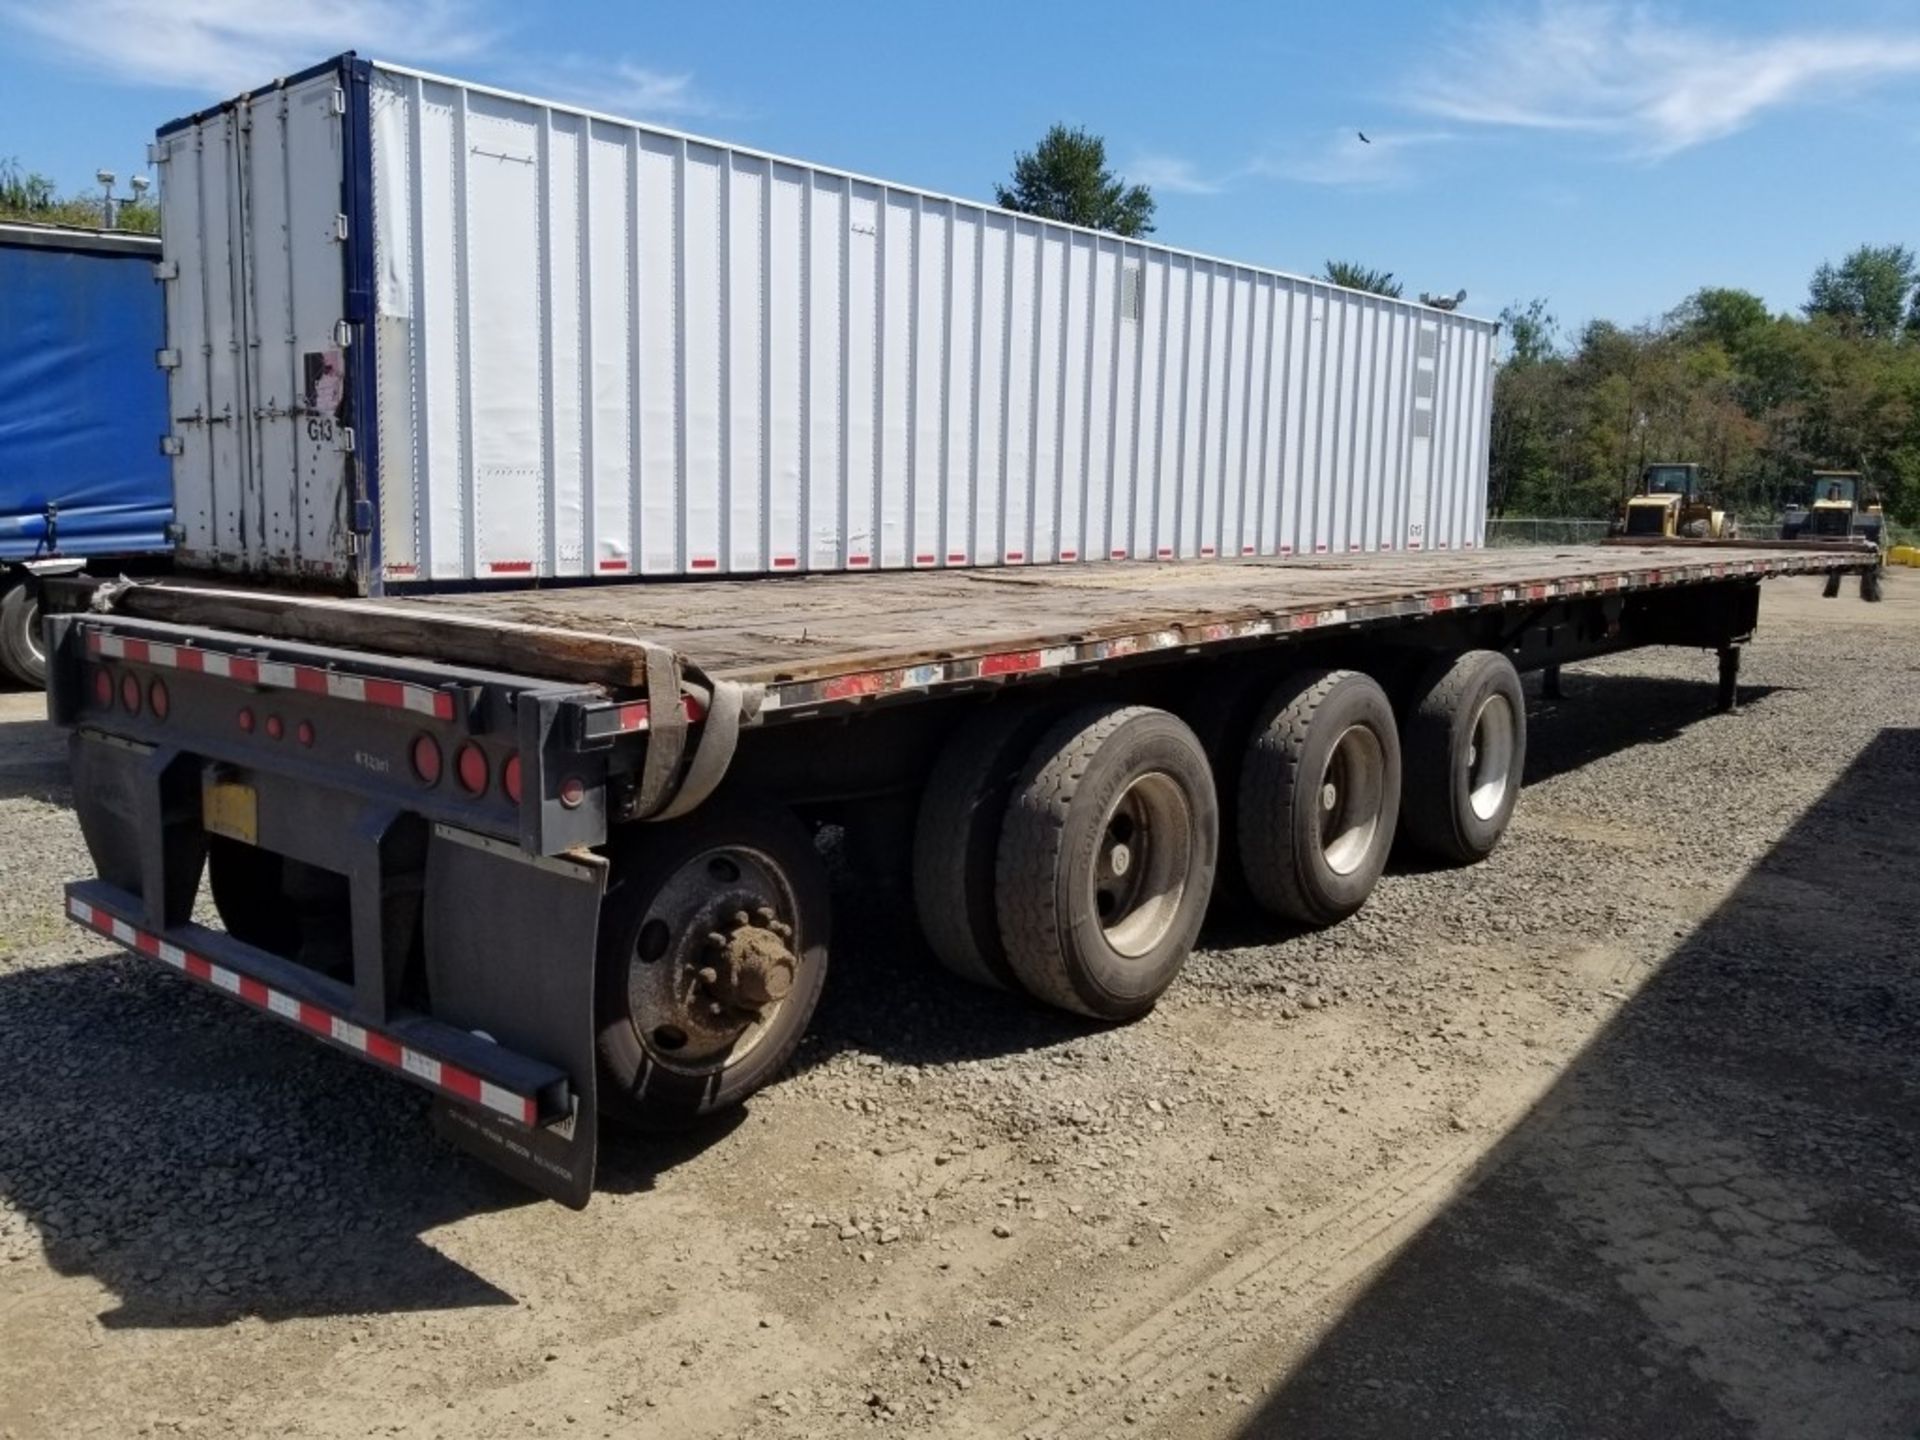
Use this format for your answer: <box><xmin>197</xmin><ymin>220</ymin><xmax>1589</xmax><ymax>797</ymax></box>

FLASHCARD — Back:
<box><xmin>0</xmin><ymin>573</ymin><xmax>1915</xmax><ymax>1439</ymax></box>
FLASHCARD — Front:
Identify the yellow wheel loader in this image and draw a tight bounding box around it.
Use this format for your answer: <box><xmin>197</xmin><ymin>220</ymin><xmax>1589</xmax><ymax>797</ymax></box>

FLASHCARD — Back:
<box><xmin>1782</xmin><ymin>471</ymin><xmax>1884</xmax><ymax>548</ymax></box>
<box><xmin>1619</xmin><ymin>463</ymin><xmax>1733</xmax><ymax>539</ymax></box>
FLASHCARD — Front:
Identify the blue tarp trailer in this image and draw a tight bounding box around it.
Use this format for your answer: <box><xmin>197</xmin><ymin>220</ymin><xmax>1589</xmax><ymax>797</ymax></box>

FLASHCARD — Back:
<box><xmin>0</xmin><ymin>222</ymin><xmax>172</xmax><ymax>683</ymax></box>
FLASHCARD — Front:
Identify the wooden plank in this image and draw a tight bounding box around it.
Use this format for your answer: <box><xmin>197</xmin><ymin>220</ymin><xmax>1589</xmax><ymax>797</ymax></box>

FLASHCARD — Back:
<box><xmin>64</xmin><ymin>545</ymin><xmax>1872</xmax><ymax>695</ymax></box>
<box><xmin>98</xmin><ymin>583</ymin><xmax>657</xmax><ymax>687</ymax></box>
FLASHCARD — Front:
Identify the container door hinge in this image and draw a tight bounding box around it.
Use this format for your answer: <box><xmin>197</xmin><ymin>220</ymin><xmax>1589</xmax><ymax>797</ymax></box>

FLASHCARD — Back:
<box><xmin>329</xmin><ymin>86</ymin><xmax>348</xmax><ymax>116</ymax></box>
<box><xmin>155</xmin><ymin>348</ymin><xmax>181</xmax><ymax>370</ymax></box>
<box><xmin>333</xmin><ymin>319</ymin><xmax>353</xmax><ymax>348</ymax></box>
<box><xmin>336</xmin><ymin>426</ymin><xmax>357</xmax><ymax>454</ymax></box>
<box><xmin>352</xmin><ymin>499</ymin><xmax>374</xmax><ymax>534</ymax></box>
<box><xmin>152</xmin><ymin>259</ymin><xmax>178</xmax><ymax>281</ymax></box>
<box><xmin>160</xmin><ymin>436</ymin><xmax>185</xmax><ymax>457</ymax></box>
<box><xmin>332</xmin><ymin>213</ymin><xmax>349</xmax><ymax>242</ymax></box>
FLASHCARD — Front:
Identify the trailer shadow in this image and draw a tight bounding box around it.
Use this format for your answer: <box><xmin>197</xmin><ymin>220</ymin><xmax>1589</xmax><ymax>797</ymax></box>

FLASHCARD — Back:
<box><xmin>1230</xmin><ymin>726</ymin><xmax>1920</xmax><ymax>1439</ymax></box>
<box><xmin>0</xmin><ymin>948</ymin><xmax>739</xmax><ymax>1330</ymax></box>
<box><xmin>1518</xmin><ymin>669</ymin><xmax>1781</xmax><ymax>787</ymax></box>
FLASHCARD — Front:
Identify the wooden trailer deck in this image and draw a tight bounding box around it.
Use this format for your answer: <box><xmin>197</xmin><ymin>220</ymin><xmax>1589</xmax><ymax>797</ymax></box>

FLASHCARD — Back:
<box><xmin>85</xmin><ymin>542</ymin><xmax>1879</xmax><ymax>703</ymax></box>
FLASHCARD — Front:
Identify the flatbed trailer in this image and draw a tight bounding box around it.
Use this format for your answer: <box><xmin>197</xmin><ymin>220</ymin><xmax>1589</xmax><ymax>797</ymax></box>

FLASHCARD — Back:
<box><xmin>43</xmin><ymin>541</ymin><xmax>1879</xmax><ymax>1203</ymax></box>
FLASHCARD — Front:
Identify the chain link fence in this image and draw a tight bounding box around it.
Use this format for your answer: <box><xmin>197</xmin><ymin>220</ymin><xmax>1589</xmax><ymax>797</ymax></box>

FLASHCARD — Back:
<box><xmin>1483</xmin><ymin>518</ymin><xmax>1614</xmax><ymax>548</ymax></box>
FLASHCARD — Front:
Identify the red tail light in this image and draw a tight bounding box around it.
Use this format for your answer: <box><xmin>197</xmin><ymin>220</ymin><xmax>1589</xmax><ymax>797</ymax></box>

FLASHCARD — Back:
<box><xmin>502</xmin><ymin>754</ymin><xmax>523</xmax><ymax>805</ymax></box>
<box><xmin>148</xmin><ymin>678</ymin><xmax>170</xmax><ymax>720</ymax></box>
<box><xmin>455</xmin><ymin>743</ymin><xmax>489</xmax><ymax>796</ymax></box>
<box><xmin>238</xmin><ymin>707</ymin><xmax>256</xmax><ymax>733</ymax></box>
<box><xmin>412</xmin><ymin>734</ymin><xmax>443</xmax><ymax>785</ymax></box>
<box><xmin>120</xmin><ymin>673</ymin><xmax>141</xmax><ymax>716</ymax></box>
<box><xmin>264</xmin><ymin>714</ymin><xmax>285</xmax><ymax>741</ymax></box>
<box><xmin>296</xmin><ymin>719</ymin><xmax>315</xmax><ymax>747</ymax></box>
<box><xmin>93</xmin><ymin>668</ymin><xmax>113</xmax><ymax>707</ymax></box>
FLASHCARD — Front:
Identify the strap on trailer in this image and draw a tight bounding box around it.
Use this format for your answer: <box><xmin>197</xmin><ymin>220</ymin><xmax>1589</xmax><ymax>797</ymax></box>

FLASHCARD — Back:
<box><xmin>627</xmin><ymin>640</ymin><xmax>762</xmax><ymax>822</ymax></box>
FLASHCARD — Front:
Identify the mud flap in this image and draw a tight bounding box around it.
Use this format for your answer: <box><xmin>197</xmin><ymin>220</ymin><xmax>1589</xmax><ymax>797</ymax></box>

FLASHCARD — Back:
<box><xmin>424</xmin><ymin>825</ymin><xmax>607</xmax><ymax>1208</ymax></box>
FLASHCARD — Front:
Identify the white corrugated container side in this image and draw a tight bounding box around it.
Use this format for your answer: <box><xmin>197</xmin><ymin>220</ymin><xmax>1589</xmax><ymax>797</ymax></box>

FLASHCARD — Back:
<box><xmin>154</xmin><ymin>55</ymin><xmax>1496</xmax><ymax>593</ymax></box>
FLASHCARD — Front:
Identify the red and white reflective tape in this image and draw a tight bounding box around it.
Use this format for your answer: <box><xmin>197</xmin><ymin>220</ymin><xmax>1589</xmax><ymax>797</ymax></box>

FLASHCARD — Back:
<box><xmin>67</xmin><ymin>895</ymin><xmax>536</xmax><ymax>1125</ymax></box>
<box><xmin>580</xmin><ymin>548</ymin><xmax>1860</xmax><ymax>730</ymax></box>
<box><xmin>87</xmin><ymin>629</ymin><xmax>455</xmax><ymax>721</ymax></box>
<box><xmin>597</xmin><ymin>693</ymin><xmax>708</xmax><ymax>736</ymax></box>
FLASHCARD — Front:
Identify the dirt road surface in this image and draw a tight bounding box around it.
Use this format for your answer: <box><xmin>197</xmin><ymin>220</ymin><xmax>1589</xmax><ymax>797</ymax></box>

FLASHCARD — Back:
<box><xmin>1</xmin><ymin>573</ymin><xmax>1915</xmax><ymax>1439</ymax></box>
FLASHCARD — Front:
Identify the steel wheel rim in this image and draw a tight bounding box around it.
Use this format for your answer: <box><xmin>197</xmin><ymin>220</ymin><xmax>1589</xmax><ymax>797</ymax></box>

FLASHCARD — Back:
<box><xmin>1317</xmin><ymin>724</ymin><xmax>1385</xmax><ymax>876</ymax></box>
<box><xmin>1092</xmin><ymin>771</ymin><xmax>1193</xmax><ymax>959</ymax></box>
<box><xmin>626</xmin><ymin>844</ymin><xmax>801</xmax><ymax>1076</ymax></box>
<box><xmin>1466</xmin><ymin>693</ymin><xmax>1515</xmax><ymax>821</ymax></box>
<box><xmin>20</xmin><ymin>595</ymin><xmax>42</xmax><ymax>669</ymax></box>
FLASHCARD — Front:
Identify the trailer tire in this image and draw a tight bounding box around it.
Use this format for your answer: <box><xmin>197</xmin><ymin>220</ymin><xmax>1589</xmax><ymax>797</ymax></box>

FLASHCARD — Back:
<box><xmin>912</xmin><ymin>700</ymin><xmax>1062</xmax><ymax>991</ymax></box>
<box><xmin>1238</xmin><ymin>670</ymin><xmax>1400</xmax><ymax>927</ymax></box>
<box><xmin>1400</xmin><ymin>650</ymin><xmax>1526</xmax><ymax>865</ymax></box>
<box><xmin>0</xmin><ymin>581</ymin><xmax>46</xmax><ymax>688</ymax></box>
<box><xmin>995</xmin><ymin>705</ymin><xmax>1216</xmax><ymax>1021</ymax></box>
<box><xmin>1177</xmin><ymin>663</ymin><xmax>1284</xmax><ymax>912</ymax></box>
<box><xmin>596</xmin><ymin>803</ymin><xmax>829</xmax><ymax>1131</ymax></box>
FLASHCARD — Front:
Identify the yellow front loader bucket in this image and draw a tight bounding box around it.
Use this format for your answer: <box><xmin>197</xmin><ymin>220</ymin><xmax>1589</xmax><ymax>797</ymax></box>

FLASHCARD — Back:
<box><xmin>1887</xmin><ymin>545</ymin><xmax>1920</xmax><ymax>568</ymax></box>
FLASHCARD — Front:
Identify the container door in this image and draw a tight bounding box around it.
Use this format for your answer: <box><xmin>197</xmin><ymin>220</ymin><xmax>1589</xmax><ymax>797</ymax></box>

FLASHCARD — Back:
<box><xmin>240</xmin><ymin>70</ymin><xmax>364</xmax><ymax>586</ymax></box>
<box><xmin>157</xmin><ymin>65</ymin><xmax>360</xmax><ymax>587</ymax></box>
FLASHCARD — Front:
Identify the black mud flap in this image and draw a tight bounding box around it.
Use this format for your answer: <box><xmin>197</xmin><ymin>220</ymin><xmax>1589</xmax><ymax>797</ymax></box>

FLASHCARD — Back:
<box><xmin>424</xmin><ymin>825</ymin><xmax>607</xmax><ymax>1208</ymax></box>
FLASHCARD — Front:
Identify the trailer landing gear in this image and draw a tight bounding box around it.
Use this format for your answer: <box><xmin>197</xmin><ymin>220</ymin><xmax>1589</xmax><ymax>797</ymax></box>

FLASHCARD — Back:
<box><xmin>1716</xmin><ymin>645</ymin><xmax>1742</xmax><ymax>714</ymax></box>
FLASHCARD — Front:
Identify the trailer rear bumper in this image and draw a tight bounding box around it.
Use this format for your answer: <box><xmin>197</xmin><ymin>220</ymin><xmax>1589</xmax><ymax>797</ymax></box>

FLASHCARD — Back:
<box><xmin>66</xmin><ymin>878</ymin><xmax>566</xmax><ymax>1125</ymax></box>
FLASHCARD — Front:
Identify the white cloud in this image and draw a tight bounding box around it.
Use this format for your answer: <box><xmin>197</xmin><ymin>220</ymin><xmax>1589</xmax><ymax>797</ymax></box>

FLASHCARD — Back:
<box><xmin>0</xmin><ymin>0</ymin><xmax>713</xmax><ymax>121</ymax></box>
<box><xmin>529</xmin><ymin>57</ymin><xmax>716</xmax><ymax>121</ymax></box>
<box><xmin>1414</xmin><ymin>2</ymin><xmax>1920</xmax><ymax>157</ymax></box>
<box><xmin>1125</xmin><ymin>154</ymin><xmax>1223</xmax><ymax>196</ymax></box>
<box><xmin>0</xmin><ymin>0</ymin><xmax>493</xmax><ymax>93</ymax></box>
<box><xmin>1249</xmin><ymin>128</ymin><xmax>1454</xmax><ymax>189</ymax></box>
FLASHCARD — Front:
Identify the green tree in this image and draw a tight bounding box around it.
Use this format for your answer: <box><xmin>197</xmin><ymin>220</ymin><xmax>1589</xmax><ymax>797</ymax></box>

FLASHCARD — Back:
<box><xmin>0</xmin><ymin>156</ymin><xmax>158</xmax><ymax>233</ymax></box>
<box><xmin>1500</xmin><ymin>297</ymin><xmax>1559</xmax><ymax>364</ymax></box>
<box><xmin>1805</xmin><ymin>244</ymin><xmax>1918</xmax><ymax>341</ymax></box>
<box><xmin>994</xmin><ymin>125</ymin><xmax>1155</xmax><ymax>236</ymax></box>
<box><xmin>1320</xmin><ymin>260</ymin><xmax>1401</xmax><ymax>297</ymax></box>
<box><xmin>1670</xmin><ymin>287</ymin><xmax>1770</xmax><ymax>354</ymax></box>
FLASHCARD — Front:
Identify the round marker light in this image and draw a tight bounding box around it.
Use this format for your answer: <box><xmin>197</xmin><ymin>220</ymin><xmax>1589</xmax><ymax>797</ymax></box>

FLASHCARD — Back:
<box><xmin>148</xmin><ymin>677</ymin><xmax>170</xmax><ymax>720</ymax></box>
<box><xmin>265</xmin><ymin>714</ymin><xmax>284</xmax><ymax>741</ymax></box>
<box><xmin>411</xmin><ymin>733</ymin><xmax>442</xmax><ymax>785</ymax></box>
<box><xmin>558</xmin><ymin>776</ymin><xmax>586</xmax><ymax>809</ymax></box>
<box><xmin>455</xmin><ymin>742</ymin><xmax>489</xmax><ymax>796</ymax></box>
<box><xmin>120</xmin><ymin>672</ymin><xmax>141</xmax><ymax>715</ymax></box>
<box><xmin>238</xmin><ymin>706</ymin><xmax>256</xmax><ymax>733</ymax></box>
<box><xmin>502</xmin><ymin>754</ymin><xmax>523</xmax><ymax>805</ymax></box>
<box><xmin>296</xmin><ymin>719</ymin><xmax>315</xmax><ymax>747</ymax></box>
<box><xmin>93</xmin><ymin>668</ymin><xmax>113</xmax><ymax>707</ymax></box>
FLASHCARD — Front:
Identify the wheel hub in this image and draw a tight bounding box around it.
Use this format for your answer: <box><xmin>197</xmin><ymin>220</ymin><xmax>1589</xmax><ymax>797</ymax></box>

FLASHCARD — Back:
<box><xmin>1091</xmin><ymin>772</ymin><xmax>1193</xmax><ymax>960</ymax></box>
<box><xmin>700</xmin><ymin>907</ymin><xmax>797</xmax><ymax>1013</ymax></box>
<box><xmin>627</xmin><ymin>846</ymin><xmax>801</xmax><ymax>1071</ymax></box>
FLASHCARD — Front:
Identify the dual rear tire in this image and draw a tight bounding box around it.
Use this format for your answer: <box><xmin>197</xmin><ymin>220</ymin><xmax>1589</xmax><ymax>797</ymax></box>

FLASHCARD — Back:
<box><xmin>916</xmin><ymin>702</ymin><xmax>1219</xmax><ymax>1021</ymax></box>
<box><xmin>912</xmin><ymin>650</ymin><xmax>1527</xmax><ymax>1020</ymax></box>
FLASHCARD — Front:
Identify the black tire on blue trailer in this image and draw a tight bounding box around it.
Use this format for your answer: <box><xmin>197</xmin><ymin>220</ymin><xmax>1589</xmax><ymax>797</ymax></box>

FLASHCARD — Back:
<box><xmin>595</xmin><ymin>803</ymin><xmax>830</xmax><ymax>1131</ymax></box>
<box><xmin>0</xmin><ymin>580</ymin><xmax>46</xmax><ymax>688</ymax></box>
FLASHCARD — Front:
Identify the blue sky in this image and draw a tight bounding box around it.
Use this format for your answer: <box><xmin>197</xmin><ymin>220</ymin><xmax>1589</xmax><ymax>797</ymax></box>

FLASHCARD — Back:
<box><xmin>5</xmin><ymin>0</ymin><xmax>1919</xmax><ymax>338</ymax></box>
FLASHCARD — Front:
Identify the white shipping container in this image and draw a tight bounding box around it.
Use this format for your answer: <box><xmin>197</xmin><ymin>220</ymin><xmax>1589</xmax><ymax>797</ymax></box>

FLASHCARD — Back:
<box><xmin>153</xmin><ymin>54</ymin><xmax>1497</xmax><ymax>593</ymax></box>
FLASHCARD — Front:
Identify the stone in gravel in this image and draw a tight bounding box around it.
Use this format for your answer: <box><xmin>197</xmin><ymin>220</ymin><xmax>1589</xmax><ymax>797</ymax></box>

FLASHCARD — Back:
<box><xmin>992</xmin><ymin>1223</ymin><xmax>1013</xmax><ymax>1238</ymax></box>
